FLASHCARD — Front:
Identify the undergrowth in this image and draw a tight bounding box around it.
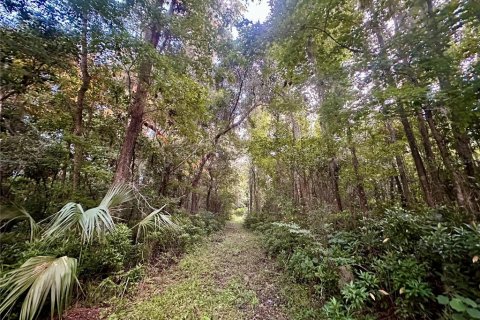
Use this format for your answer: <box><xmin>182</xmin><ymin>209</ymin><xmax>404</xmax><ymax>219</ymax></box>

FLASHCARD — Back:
<box><xmin>245</xmin><ymin>207</ymin><xmax>480</xmax><ymax>319</ymax></box>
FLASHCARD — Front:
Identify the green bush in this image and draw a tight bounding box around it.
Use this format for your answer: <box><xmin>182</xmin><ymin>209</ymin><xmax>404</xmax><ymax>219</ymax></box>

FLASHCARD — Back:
<box><xmin>250</xmin><ymin>207</ymin><xmax>480</xmax><ymax>320</ymax></box>
<box><xmin>263</xmin><ymin>222</ymin><xmax>315</xmax><ymax>256</ymax></box>
<box><xmin>79</xmin><ymin>224</ymin><xmax>134</xmax><ymax>278</ymax></box>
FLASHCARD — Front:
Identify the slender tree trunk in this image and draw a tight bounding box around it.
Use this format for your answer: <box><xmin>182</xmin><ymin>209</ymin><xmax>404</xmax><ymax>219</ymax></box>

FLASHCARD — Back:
<box><xmin>386</xmin><ymin>121</ymin><xmax>413</xmax><ymax>205</ymax></box>
<box><xmin>206</xmin><ymin>171</ymin><xmax>214</xmax><ymax>212</ymax></box>
<box><xmin>73</xmin><ymin>14</ymin><xmax>91</xmax><ymax>192</ymax></box>
<box><xmin>253</xmin><ymin>167</ymin><xmax>260</xmax><ymax>213</ymax></box>
<box><xmin>329</xmin><ymin>157</ymin><xmax>343</xmax><ymax>212</ymax></box>
<box><xmin>248</xmin><ymin>166</ymin><xmax>254</xmax><ymax>215</ymax></box>
<box><xmin>398</xmin><ymin>106</ymin><xmax>434</xmax><ymax>206</ymax></box>
<box><xmin>423</xmin><ymin>0</ymin><xmax>479</xmax><ymax>209</ymax></box>
<box><xmin>416</xmin><ymin>110</ymin><xmax>444</xmax><ymax>201</ymax></box>
<box><xmin>189</xmin><ymin>152</ymin><xmax>213</xmax><ymax>213</ymax></box>
<box><xmin>350</xmin><ymin>145</ymin><xmax>368</xmax><ymax>211</ymax></box>
<box><xmin>424</xmin><ymin>109</ymin><xmax>478</xmax><ymax>213</ymax></box>
<box><xmin>373</xmin><ymin>22</ymin><xmax>434</xmax><ymax>206</ymax></box>
<box><xmin>347</xmin><ymin>127</ymin><xmax>368</xmax><ymax>211</ymax></box>
<box><xmin>158</xmin><ymin>164</ymin><xmax>171</xmax><ymax>196</ymax></box>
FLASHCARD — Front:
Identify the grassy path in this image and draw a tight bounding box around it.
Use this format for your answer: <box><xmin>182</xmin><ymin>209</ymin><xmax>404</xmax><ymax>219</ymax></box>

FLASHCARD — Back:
<box><xmin>108</xmin><ymin>221</ymin><xmax>293</xmax><ymax>320</ymax></box>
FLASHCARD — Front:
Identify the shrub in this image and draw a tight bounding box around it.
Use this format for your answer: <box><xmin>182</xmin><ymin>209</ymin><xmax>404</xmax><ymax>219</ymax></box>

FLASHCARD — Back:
<box><xmin>79</xmin><ymin>224</ymin><xmax>134</xmax><ymax>278</ymax></box>
<box><xmin>253</xmin><ymin>206</ymin><xmax>480</xmax><ymax>319</ymax></box>
<box><xmin>263</xmin><ymin>222</ymin><xmax>315</xmax><ymax>257</ymax></box>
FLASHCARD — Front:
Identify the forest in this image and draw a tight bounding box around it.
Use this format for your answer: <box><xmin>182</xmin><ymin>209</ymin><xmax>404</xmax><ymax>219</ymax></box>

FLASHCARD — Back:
<box><xmin>0</xmin><ymin>0</ymin><xmax>479</xmax><ymax>319</ymax></box>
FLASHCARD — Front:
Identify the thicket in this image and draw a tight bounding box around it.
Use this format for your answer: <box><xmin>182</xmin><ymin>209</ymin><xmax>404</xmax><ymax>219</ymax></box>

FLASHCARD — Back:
<box><xmin>0</xmin><ymin>185</ymin><xmax>227</xmax><ymax>320</ymax></box>
<box><xmin>246</xmin><ymin>208</ymin><xmax>480</xmax><ymax>319</ymax></box>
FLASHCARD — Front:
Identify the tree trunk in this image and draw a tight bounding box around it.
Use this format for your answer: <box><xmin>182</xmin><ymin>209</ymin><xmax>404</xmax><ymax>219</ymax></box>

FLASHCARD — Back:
<box><xmin>423</xmin><ymin>0</ymin><xmax>479</xmax><ymax>210</ymax></box>
<box><xmin>72</xmin><ymin>14</ymin><xmax>91</xmax><ymax>192</ymax></box>
<box><xmin>425</xmin><ymin>109</ymin><xmax>478</xmax><ymax>213</ymax></box>
<box><xmin>189</xmin><ymin>152</ymin><xmax>213</xmax><ymax>213</ymax></box>
<box><xmin>416</xmin><ymin>110</ymin><xmax>444</xmax><ymax>202</ymax></box>
<box><xmin>386</xmin><ymin>121</ymin><xmax>413</xmax><ymax>206</ymax></box>
<box><xmin>158</xmin><ymin>164</ymin><xmax>171</xmax><ymax>196</ymax></box>
<box><xmin>114</xmin><ymin>26</ymin><xmax>161</xmax><ymax>184</ymax></box>
<box><xmin>205</xmin><ymin>171</ymin><xmax>214</xmax><ymax>212</ymax></box>
<box><xmin>329</xmin><ymin>157</ymin><xmax>343</xmax><ymax>212</ymax></box>
<box><xmin>398</xmin><ymin>106</ymin><xmax>434</xmax><ymax>206</ymax></box>
<box><xmin>373</xmin><ymin>22</ymin><xmax>434</xmax><ymax>207</ymax></box>
<box><xmin>350</xmin><ymin>145</ymin><xmax>368</xmax><ymax>211</ymax></box>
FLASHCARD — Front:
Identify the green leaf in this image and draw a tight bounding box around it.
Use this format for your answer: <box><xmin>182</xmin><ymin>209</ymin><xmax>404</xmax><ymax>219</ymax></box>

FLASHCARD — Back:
<box><xmin>452</xmin><ymin>314</ymin><xmax>466</xmax><ymax>320</ymax></box>
<box><xmin>42</xmin><ymin>184</ymin><xmax>132</xmax><ymax>243</ymax></box>
<box><xmin>437</xmin><ymin>295</ymin><xmax>450</xmax><ymax>305</ymax></box>
<box><xmin>450</xmin><ymin>298</ymin><xmax>467</xmax><ymax>312</ymax></box>
<box><xmin>134</xmin><ymin>205</ymin><xmax>179</xmax><ymax>243</ymax></box>
<box><xmin>467</xmin><ymin>308</ymin><xmax>480</xmax><ymax>319</ymax></box>
<box><xmin>462</xmin><ymin>297</ymin><xmax>478</xmax><ymax>308</ymax></box>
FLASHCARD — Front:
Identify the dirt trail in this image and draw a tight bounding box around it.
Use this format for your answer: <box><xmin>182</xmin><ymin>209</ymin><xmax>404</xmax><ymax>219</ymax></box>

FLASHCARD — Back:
<box><xmin>108</xmin><ymin>221</ymin><xmax>290</xmax><ymax>320</ymax></box>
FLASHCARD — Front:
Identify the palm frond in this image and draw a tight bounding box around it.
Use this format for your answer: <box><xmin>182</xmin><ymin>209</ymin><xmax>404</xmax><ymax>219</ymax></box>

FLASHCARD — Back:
<box><xmin>0</xmin><ymin>206</ymin><xmax>39</xmax><ymax>241</ymax></box>
<box><xmin>100</xmin><ymin>184</ymin><xmax>133</xmax><ymax>208</ymax></box>
<box><xmin>0</xmin><ymin>256</ymin><xmax>78</xmax><ymax>320</ymax></box>
<box><xmin>135</xmin><ymin>205</ymin><xmax>178</xmax><ymax>242</ymax></box>
<box><xmin>42</xmin><ymin>202</ymin><xmax>82</xmax><ymax>241</ymax></box>
<box><xmin>79</xmin><ymin>207</ymin><xmax>115</xmax><ymax>242</ymax></box>
<box><xmin>42</xmin><ymin>184</ymin><xmax>133</xmax><ymax>243</ymax></box>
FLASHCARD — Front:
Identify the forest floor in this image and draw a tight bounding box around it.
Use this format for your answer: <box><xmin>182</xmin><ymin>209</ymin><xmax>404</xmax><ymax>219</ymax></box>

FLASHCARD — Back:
<box><xmin>93</xmin><ymin>219</ymin><xmax>314</xmax><ymax>320</ymax></box>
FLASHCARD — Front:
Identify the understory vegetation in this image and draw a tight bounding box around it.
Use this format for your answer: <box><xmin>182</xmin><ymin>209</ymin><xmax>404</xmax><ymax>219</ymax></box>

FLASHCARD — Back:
<box><xmin>245</xmin><ymin>209</ymin><xmax>480</xmax><ymax>319</ymax></box>
<box><xmin>0</xmin><ymin>186</ymin><xmax>227</xmax><ymax>319</ymax></box>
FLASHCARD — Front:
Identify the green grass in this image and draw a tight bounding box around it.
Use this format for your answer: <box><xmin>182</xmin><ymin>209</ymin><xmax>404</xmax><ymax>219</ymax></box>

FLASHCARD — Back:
<box><xmin>108</xmin><ymin>224</ymin><xmax>261</xmax><ymax>320</ymax></box>
<box><xmin>279</xmin><ymin>276</ymin><xmax>323</xmax><ymax>320</ymax></box>
<box><xmin>108</xmin><ymin>276</ymin><xmax>258</xmax><ymax>320</ymax></box>
<box><xmin>107</xmin><ymin>221</ymin><xmax>321</xmax><ymax>320</ymax></box>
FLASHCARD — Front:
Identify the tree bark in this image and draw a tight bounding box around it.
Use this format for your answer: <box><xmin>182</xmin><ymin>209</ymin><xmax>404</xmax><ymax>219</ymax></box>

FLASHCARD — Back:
<box><xmin>72</xmin><ymin>14</ymin><xmax>91</xmax><ymax>192</ymax></box>
<box><xmin>425</xmin><ymin>109</ymin><xmax>478</xmax><ymax>213</ymax></box>
<box><xmin>329</xmin><ymin>157</ymin><xmax>343</xmax><ymax>212</ymax></box>
<box><xmin>114</xmin><ymin>24</ymin><xmax>162</xmax><ymax>184</ymax></box>
<box><xmin>373</xmin><ymin>22</ymin><xmax>434</xmax><ymax>207</ymax></box>
<box><xmin>188</xmin><ymin>152</ymin><xmax>213</xmax><ymax>213</ymax></box>
<box><xmin>423</xmin><ymin>0</ymin><xmax>479</xmax><ymax>209</ymax></box>
<box><xmin>386</xmin><ymin>121</ymin><xmax>413</xmax><ymax>206</ymax></box>
<box><xmin>350</xmin><ymin>145</ymin><xmax>368</xmax><ymax>211</ymax></box>
<box><xmin>398</xmin><ymin>106</ymin><xmax>434</xmax><ymax>206</ymax></box>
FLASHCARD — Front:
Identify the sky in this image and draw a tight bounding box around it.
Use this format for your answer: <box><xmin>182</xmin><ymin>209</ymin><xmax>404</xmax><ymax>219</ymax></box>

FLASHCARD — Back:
<box><xmin>232</xmin><ymin>0</ymin><xmax>270</xmax><ymax>39</ymax></box>
<box><xmin>244</xmin><ymin>0</ymin><xmax>270</xmax><ymax>23</ymax></box>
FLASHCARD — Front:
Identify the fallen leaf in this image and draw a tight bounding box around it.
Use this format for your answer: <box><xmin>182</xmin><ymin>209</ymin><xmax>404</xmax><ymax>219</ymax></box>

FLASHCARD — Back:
<box><xmin>383</xmin><ymin>238</ymin><xmax>390</xmax><ymax>243</ymax></box>
<box><xmin>369</xmin><ymin>293</ymin><xmax>376</xmax><ymax>300</ymax></box>
<box><xmin>379</xmin><ymin>289</ymin><xmax>389</xmax><ymax>295</ymax></box>
<box><xmin>473</xmin><ymin>256</ymin><xmax>479</xmax><ymax>263</ymax></box>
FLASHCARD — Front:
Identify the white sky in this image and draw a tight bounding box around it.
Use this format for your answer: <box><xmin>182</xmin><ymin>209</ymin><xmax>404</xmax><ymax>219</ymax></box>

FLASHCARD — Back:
<box><xmin>244</xmin><ymin>0</ymin><xmax>270</xmax><ymax>23</ymax></box>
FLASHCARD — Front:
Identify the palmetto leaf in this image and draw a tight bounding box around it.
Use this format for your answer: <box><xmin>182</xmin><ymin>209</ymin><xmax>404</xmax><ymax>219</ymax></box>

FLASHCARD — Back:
<box><xmin>0</xmin><ymin>256</ymin><xmax>78</xmax><ymax>320</ymax></box>
<box><xmin>0</xmin><ymin>206</ymin><xmax>39</xmax><ymax>242</ymax></box>
<box><xmin>43</xmin><ymin>184</ymin><xmax>133</xmax><ymax>243</ymax></box>
<box><xmin>42</xmin><ymin>203</ymin><xmax>82</xmax><ymax>241</ymax></box>
<box><xmin>135</xmin><ymin>205</ymin><xmax>178</xmax><ymax>242</ymax></box>
<box><xmin>100</xmin><ymin>184</ymin><xmax>133</xmax><ymax>208</ymax></box>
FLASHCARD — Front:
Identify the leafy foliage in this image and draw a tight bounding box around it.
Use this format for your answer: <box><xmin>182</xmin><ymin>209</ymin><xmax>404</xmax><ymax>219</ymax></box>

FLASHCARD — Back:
<box><xmin>0</xmin><ymin>256</ymin><xmax>77</xmax><ymax>320</ymax></box>
<box><xmin>42</xmin><ymin>184</ymin><xmax>132</xmax><ymax>243</ymax></box>
<box><xmin>247</xmin><ymin>207</ymin><xmax>480</xmax><ymax>319</ymax></box>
